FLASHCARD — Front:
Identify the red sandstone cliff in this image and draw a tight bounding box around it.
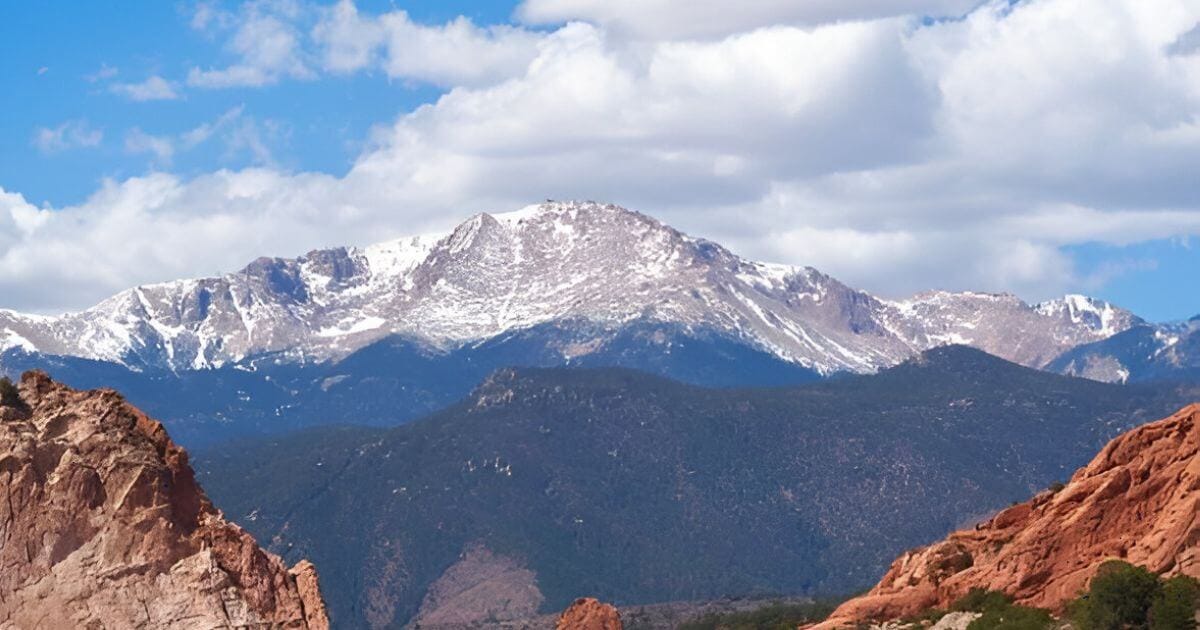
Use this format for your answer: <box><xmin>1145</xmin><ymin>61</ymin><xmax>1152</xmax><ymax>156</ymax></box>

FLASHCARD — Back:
<box><xmin>819</xmin><ymin>403</ymin><xmax>1200</xmax><ymax>627</ymax></box>
<box><xmin>557</xmin><ymin>597</ymin><xmax>623</xmax><ymax>630</ymax></box>
<box><xmin>0</xmin><ymin>371</ymin><xmax>329</xmax><ymax>629</ymax></box>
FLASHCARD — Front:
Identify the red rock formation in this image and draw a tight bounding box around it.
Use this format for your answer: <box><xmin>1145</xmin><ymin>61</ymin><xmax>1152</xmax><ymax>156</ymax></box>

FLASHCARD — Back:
<box><xmin>818</xmin><ymin>403</ymin><xmax>1200</xmax><ymax>628</ymax></box>
<box><xmin>0</xmin><ymin>371</ymin><xmax>329</xmax><ymax>629</ymax></box>
<box><xmin>557</xmin><ymin>597</ymin><xmax>623</xmax><ymax>630</ymax></box>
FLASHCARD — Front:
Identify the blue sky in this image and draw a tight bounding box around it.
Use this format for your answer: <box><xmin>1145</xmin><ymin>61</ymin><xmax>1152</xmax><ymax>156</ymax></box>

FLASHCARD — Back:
<box><xmin>1</xmin><ymin>0</ymin><xmax>1199</xmax><ymax>321</ymax></box>
<box><xmin>1</xmin><ymin>1</ymin><xmax>508</xmax><ymax>205</ymax></box>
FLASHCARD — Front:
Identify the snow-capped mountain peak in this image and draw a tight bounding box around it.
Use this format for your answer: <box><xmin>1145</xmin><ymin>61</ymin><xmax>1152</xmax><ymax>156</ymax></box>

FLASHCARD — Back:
<box><xmin>0</xmin><ymin>201</ymin><xmax>1143</xmax><ymax>375</ymax></box>
<box><xmin>1035</xmin><ymin>294</ymin><xmax>1135</xmax><ymax>337</ymax></box>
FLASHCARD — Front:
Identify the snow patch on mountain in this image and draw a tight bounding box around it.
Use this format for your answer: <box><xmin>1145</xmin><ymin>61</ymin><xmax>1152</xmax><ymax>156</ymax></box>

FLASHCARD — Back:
<box><xmin>1035</xmin><ymin>294</ymin><xmax>1129</xmax><ymax>337</ymax></box>
<box><xmin>0</xmin><ymin>201</ymin><xmax>1144</xmax><ymax>375</ymax></box>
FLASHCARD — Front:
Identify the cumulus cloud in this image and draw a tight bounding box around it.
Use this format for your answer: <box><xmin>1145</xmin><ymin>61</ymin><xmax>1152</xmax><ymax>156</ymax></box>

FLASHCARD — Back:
<box><xmin>110</xmin><ymin>75</ymin><xmax>180</xmax><ymax>101</ymax></box>
<box><xmin>0</xmin><ymin>170</ymin><xmax>393</xmax><ymax>313</ymax></box>
<box><xmin>312</xmin><ymin>0</ymin><xmax>542</xmax><ymax>87</ymax></box>
<box><xmin>515</xmin><ymin>0</ymin><xmax>983</xmax><ymax>40</ymax></box>
<box><xmin>5</xmin><ymin>0</ymin><xmax>1200</xmax><ymax>314</ymax></box>
<box><xmin>31</xmin><ymin>120</ymin><xmax>103</xmax><ymax>154</ymax></box>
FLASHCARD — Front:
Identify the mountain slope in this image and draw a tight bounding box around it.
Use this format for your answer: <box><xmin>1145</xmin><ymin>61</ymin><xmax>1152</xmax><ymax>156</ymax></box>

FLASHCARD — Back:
<box><xmin>0</xmin><ymin>371</ymin><xmax>329</xmax><ymax>629</ymax></box>
<box><xmin>820</xmin><ymin>403</ymin><xmax>1200</xmax><ymax>627</ymax></box>
<box><xmin>0</xmin><ymin>201</ymin><xmax>1140</xmax><ymax>376</ymax></box>
<box><xmin>1048</xmin><ymin>317</ymin><xmax>1200</xmax><ymax>383</ymax></box>
<box><xmin>195</xmin><ymin>347</ymin><xmax>1186</xmax><ymax>628</ymax></box>
<box><xmin>0</xmin><ymin>319</ymin><xmax>822</xmax><ymax>448</ymax></box>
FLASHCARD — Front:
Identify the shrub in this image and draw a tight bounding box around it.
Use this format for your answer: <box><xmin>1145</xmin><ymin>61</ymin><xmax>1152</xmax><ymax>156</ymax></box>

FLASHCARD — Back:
<box><xmin>967</xmin><ymin>603</ymin><xmax>1054</xmax><ymax>630</ymax></box>
<box><xmin>952</xmin><ymin>589</ymin><xmax>1014</xmax><ymax>613</ymax></box>
<box><xmin>678</xmin><ymin>601</ymin><xmax>837</xmax><ymax>630</ymax></box>
<box><xmin>897</xmin><ymin>607</ymin><xmax>949</xmax><ymax>629</ymax></box>
<box><xmin>0</xmin><ymin>376</ymin><xmax>21</xmax><ymax>408</ymax></box>
<box><xmin>1070</xmin><ymin>561</ymin><xmax>1163</xmax><ymax>630</ymax></box>
<box><xmin>1150</xmin><ymin>575</ymin><xmax>1200</xmax><ymax>630</ymax></box>
<box><xmin>948</xmin><ymin>590</ymin><xmax>1052</xmax><ymax>630</ymax></box>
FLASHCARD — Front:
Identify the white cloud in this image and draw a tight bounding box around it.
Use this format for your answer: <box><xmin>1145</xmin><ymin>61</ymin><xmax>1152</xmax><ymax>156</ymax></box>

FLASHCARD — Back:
<box><xmin>180</xmin><ymin>106</ymin><xmax>248</xmax><ymax>148</ymax></box>
<box><xmin>5</xmin><ymin>0</ymin><xmax>1200</xmax><ymax>314</ymax></box>
<box><xmin>124</xmin><ymin>129</ymin><xmax>176</xmax><ymax>163</ymax></box>
<box><xmin>123</xmin><ymin>106</ymin><xmax>278</xmax><ymax>167</ymax></box>
<box><xmin>31</xmin><ymin>120</ymin><xmax>103</xmax><ymax>154</ymax></box>
<box><xmin>309</xmin><ymin>0</ymin><xmax>384</xmax><ymax>73</ymax></box>
<box><xmin>0</xmin><ymin>192</ymin><xmax>49</xmax><ymax>273</ymax></box>
<box><xmin>187</xmin><ymin>2</ymin><xmax>313</xmax><ymax>88</ymax></box>
<box><xmin>85</xmin><ymin>63</ymin><xmax>119</xmax><ymax>83</ymax></box>
<box><xmin>110</xmin><ymin>75</ymin><xmax>180</xmax><ymax>101</ymax></box>
<box><xmin>312</xmin><ymin>0</ymin><xmax>542</xmax><ymax>87</ymax></box>
<box><xmin>190</xmin><ymin>1</ymin><xmax>223</xmax><ymax>31</ymax></box>
<box><xmin>515</xmin><ymin>0</ymin><xmax>982</xmax><ymax>40</ymax></box>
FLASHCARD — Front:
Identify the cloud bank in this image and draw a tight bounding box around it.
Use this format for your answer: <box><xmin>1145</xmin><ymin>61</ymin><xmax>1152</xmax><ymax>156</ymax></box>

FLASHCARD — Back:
<box><xmin>4</xmin><ymin>0</ymin><xmax>1200</xmax><ymax>316</ymax></box>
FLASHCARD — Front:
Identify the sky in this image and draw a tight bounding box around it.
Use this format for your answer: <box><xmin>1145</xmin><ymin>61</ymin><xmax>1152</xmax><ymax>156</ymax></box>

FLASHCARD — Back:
<box><xmin>1</xmin><ymin>0</ymin><xmax>1199</xmax><ymax>322</ymax></box>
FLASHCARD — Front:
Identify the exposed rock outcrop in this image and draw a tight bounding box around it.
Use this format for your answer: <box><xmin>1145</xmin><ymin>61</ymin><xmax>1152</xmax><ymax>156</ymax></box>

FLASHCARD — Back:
<box><xmin>0</xmin><ymin>371</ymin><xmax>329</xmax><ymax>629</ymax></box>
<box><xmin>819</xmin><ymin>403</ymin><xmax>1200</xmax><ymax>627</ymax></box>
<box><xmin>556</xmin><ymin>597</ymin><xmax>622</xmax><ymax>630</ymax></box>
<box><xmin>410</xmin><ymin>544</ymin><xmax>545</xmax><ymax>628</ymax></box>
<box><xmin>929</xmin><ymin>612</ymin><xmax>982</xmax><ymax>630</ymax></box>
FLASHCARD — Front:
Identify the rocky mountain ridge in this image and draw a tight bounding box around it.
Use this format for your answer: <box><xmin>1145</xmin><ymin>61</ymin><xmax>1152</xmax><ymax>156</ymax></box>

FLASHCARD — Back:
<box><xmin>1050</xmin><ymin>317</ymin><xmax>1200</xmax><ymax>383</ymax></box>
<box><xmin>0</xmin><ymin>371</ymin><xmax>329</xmax><ymax>629</ymax></box>
<box><xmin>0</xmin><ymin>201</ymin><xmax>1142</xmax><ymax>376</ymax></box>
<box><xmin>819</xmin><ymin>402</ymin><xmax>1200</xmax><ymax>627</ymax></box>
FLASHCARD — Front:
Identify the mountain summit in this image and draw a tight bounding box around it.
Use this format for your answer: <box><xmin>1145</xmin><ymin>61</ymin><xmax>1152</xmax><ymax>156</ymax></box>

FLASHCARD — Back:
<box><xmin>0</xmin><ymin>202</ymin><xmax>1139</xmax><ymax>376</ymax></box>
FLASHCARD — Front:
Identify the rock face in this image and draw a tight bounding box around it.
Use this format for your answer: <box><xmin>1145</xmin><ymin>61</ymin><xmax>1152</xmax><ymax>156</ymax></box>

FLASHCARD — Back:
<box><xmin>410</xmin><ymin>545</ymin><xmax>545</xmax><ymax>628</ymax></box>
<box><xmin>556</xmin><ymin>598</ymin><xmax>622</xmax><ymax>630</ymax></box>
<box><xmin>820</xmin><ymin>403</ymin><xmax>1200</xmax><ymax>627</ymax></box>
<box><xmin>0</xmin><ymin>371</ymin><xmax>329</xmax><ymax>629</ymax></box>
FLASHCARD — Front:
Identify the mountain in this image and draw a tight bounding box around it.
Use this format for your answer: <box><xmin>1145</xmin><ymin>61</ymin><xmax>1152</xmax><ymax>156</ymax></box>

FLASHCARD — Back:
<box><xmin>194</xmin><ymin>347</ymin><xmax>1186</xmax><ymax>628</ymax></box>
<box><xmin>1048</xmin><ymin>317</ymin><xmax>1200</xmax><ymax>383</ymax></box>
<box><xmin>0</xmin><ymin>371</ymin><xmax>329</xmax><ymax>629</ymax></box>
<box><xmin>0</xmin><ymin>202</ymin><xmax>1156</xmax><ymax>445</ymax></box>
<box><xmin>0</xmin><ymin>318</ymin><xmax>821</xmax><ymax>448</ymax></box>
<box><xmin>0</xmin><ymin>201</ymin><xmax>1140</xmax><ymax>377</ymax></box>
<box><xmin>820</xmin><ymin>403</ymin><xmax>1200</xmax><ymax>627</ymax></box>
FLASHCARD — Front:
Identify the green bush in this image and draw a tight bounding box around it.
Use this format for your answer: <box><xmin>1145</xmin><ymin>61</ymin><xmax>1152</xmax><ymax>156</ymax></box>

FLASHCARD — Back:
<box><xmin>953</xmin><ymin>589</ymin><xmax>1015</xmax><ymax>613</ymax></box>
<box><xmin>945</xmin><ymin>589</ymin><xmax>1052</xmax><ymax>630</ymax></box>
<box><xmin>678</xmin><ymin>601</ymin><xmax>837</xmax><ymax>630</ymax></box>
<box><xmin>0</xmin><ymin>376</ymin><xmax>21</xmax><ymax>408</ymax></box>
<box><xmin>967</xmin><ymin>603</ymin><xmax>1054</xmax><ymax>630</ymax></box>
<box><xmin>1150</xmin><ymin>575</ymin><xmax>1200</xmax><ymax>630</ymax></box>
<box><xmin>1070</xmin><ymin>561</ymin><xmax>1168</xmax><ymax>630</ymax></box>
